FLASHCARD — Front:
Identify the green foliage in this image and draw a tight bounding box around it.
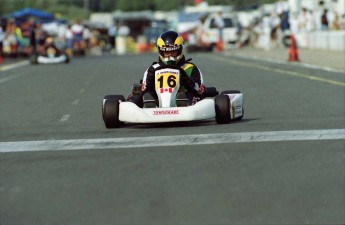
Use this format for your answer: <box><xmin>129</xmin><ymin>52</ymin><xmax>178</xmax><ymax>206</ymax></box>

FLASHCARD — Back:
<box><xmin>0</xmin><ymin>0</ymin><xmax>279</xmax><ymax>18</ymax></box>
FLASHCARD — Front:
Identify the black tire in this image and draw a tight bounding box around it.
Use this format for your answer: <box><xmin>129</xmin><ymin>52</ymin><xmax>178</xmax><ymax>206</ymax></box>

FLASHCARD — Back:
<box><xmin>215</xmin><ymin>95</ymin><xmax>231</xmax><ymax>124</ymax></box>
<box><xmin>30</xmin><ymin>55</ymin><xmax>38</xmax><ymax>65</ymax></box>
<box><xmin>211</xmin><ymin>43</ymin><xmax>217</xmax><ymax>52</ymax></box>
<box><xmin>220</xmin><ymin>90</ymin><xmax>241</xmax><ymax>95</ymax></box>
<box><xmin>65</xmin><ymin>55</ymin><xmax>70</xmax><ymax>64</ymax></box>
<box><xmin>283</xmin><ymin>35</ymin><xmax>291</xmax><ymax>48</ymax></box>
<box><xmin>204</xmin><ymin>87</ymin><xmax>219</xmax><ymax>97</ymax></box>
<box><xmin>102</xmin><ymin>95</ymin><xmax>125</xmax><ymax>128</ymax></box>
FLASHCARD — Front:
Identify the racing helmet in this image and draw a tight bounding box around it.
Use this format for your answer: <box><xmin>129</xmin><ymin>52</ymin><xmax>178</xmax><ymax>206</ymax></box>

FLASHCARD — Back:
<box><xmin>46</xmin><ymin>37</ymin><xmax>54</xmax><ymax>44</ymax></box>
<box><xmin>156</xmin><ymin>31</ymin><xmax>184</xmax><ymax>65</ymax></box>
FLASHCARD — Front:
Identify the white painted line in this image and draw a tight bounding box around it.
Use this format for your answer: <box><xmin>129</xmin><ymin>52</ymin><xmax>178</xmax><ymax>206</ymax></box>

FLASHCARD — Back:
<box><xmin>59</xmin><ymin>115</ymin><xmax>70</xmax><ymax>122</ymax></box>
<box><xmin>0</xmin><ymin>70</ymin><xmax>32</xmax><ymax>84</ymax></box>
<box><xmin>213</xmin><ymin>54</ymin><xmax>345</xmax><ymax>86</ymax></box>
<box><xmin>0</xmin><ymin>129</ymin><xmax>344</xmax><ymax>153</ymax></box>
<box><xmin>222</xmin><ymin>52</ymin><xmax>345</xmax><ymax>74</ymax></box>
<box><xmin>0</xmin><ymin>61</ymin><xmax>29</xmax><ymax>72</ymax></box>
<box><xmin>0</xmin><ymin>76</ymin><xmax>18</xmax><ymax>83</ymax></box>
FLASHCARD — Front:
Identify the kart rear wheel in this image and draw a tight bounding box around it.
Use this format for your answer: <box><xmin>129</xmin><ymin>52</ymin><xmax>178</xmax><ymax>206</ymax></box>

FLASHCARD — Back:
<box><xmin>102</xmin><ymin>95</ymin><xmax>125</xmax><ymax>128</ymax></box>
<box><xmin>215</xmin><ymin>95</ymin><xmax>231</xmax><ymax>124</ymax></box>
<box><xmin>65</xmin><ymin>55</ymin><xmax>70</xmax><ymax>64</ymax></box>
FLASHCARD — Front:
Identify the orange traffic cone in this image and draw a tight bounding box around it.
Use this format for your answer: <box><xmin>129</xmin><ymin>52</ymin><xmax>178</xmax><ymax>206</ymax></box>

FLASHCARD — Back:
<box><xmin>288</xmin><ymin>35</ymin><xmax>299</xmax><ymax>62</ymax></box>
<box><xmin>146</xmin><ymin>42</ymin><xmax>152</xmax><ymax>52</ymax></box>
<box><xmin>216</xmin><ymin>38</ymin><xmax>224</xmax><ymax>52</ymax></box>
<box><xmin>138</xmin><ymin>42</ymin><xmax>145</xmax><ymax>53</ymax></box>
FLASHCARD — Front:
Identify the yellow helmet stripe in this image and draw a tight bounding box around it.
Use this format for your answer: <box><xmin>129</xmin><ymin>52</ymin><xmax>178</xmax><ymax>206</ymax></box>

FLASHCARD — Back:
<box><xmin>157</xmin><ymin>37</ymin><xmax>165</xmax><ymax>47</ymax></box>
<box><xmin>174</xmin><ymin>36</ymin><xmax>183</xmax><ymax>46</ymax></box>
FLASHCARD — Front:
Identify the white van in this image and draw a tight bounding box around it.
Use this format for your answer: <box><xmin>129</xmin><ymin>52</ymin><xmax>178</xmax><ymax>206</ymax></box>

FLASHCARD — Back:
<box><xmin>201</xmin><ymin>13</ymin><xmax>239</xmax><ymax>48</ymax></box>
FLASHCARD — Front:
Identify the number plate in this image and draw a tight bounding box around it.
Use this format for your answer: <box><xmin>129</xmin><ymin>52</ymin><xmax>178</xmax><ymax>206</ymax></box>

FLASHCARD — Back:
<box><xmin>155</xmin><ymin>69</ymin><xmax>180</xmax><ymax>91</ymax></box>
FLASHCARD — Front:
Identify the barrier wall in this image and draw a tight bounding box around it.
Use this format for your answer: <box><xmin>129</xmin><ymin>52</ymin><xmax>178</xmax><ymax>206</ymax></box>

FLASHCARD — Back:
<box><xmin>295</xmin><ymin>31</ymin><xmax>345</xmax><ymax>51</ymax></box>
<box><xmin>256</xmin><ymin>31</ymin><xmax>345</xmax><ymax>51</ymax></box>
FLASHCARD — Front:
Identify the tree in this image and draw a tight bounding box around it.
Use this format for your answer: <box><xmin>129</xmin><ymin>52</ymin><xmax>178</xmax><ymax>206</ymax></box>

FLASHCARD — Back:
<box><xmin>0</xmin><ymin>0</ymin><xmax>279</xmax><ymax>18</ymax></box>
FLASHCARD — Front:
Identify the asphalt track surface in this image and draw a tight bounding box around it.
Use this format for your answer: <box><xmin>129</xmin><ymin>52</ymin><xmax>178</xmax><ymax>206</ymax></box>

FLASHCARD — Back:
<box><xmin>0</xmin><ymin>53</ymin><xmax>344</xmax><ymax>225</ymax></box>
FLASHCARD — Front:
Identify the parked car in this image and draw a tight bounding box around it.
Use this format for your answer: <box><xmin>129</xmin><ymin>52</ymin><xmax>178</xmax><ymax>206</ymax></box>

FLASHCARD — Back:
<box><xmin>201</xmin><ymin>13</ymin><xmax>239</xmax><ymax>48</ymax></box>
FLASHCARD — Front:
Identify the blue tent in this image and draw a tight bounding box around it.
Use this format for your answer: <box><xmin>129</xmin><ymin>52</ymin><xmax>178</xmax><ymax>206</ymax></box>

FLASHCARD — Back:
<box><xmin>10</xmin><ymin>8</ymin><xmax>55</xmax><ymax>24</ymax></box>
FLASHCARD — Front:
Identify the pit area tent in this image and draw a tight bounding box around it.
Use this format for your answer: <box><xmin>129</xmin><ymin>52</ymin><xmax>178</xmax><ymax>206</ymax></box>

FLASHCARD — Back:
<box><xmin>10</xmin><ymin>8</ymin><xmax>55</xmax><ymax>24</ymax></box>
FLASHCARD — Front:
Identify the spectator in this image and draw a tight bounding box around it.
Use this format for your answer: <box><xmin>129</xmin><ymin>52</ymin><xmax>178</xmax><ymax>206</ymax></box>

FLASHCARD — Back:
<box><xmin>83</xmin><ymin>25</ymin><xmax>91</xmax><ymax>50</ymax></box>
<box><xmin>195</xmin><ymin>16</ymin><xmax>207</xmax><ymax>45</ymax></box>
<box><xmin>65</xmin><ymin>25</ymin><xmax>73</xmax><ymax>56</ymax></box>
<box><xmin>0</xmin><ymin>24</ymin><xmax>4</xmax><ymax>61</ymax></box>
<box><xmin>0</xmin><ymin>25</ymin><xmax>5</xmax><ymax>56</ymax></box>
<box><xmin>332</xmin><ymin>12</ymin><xmax>340</xmax><ymax>30</ymax></box>
<box><xmin>108</xmin><ymin>24</ymin><xmax>117</xmax><ymax>50</ymax></box>
<box><xmin>214</xmin><ymin>11</ymin><xmax>225</xmax><ymax>44</ymax></box>
<box><xmin>270</xmin><ymin>12</ymin><xmax>281</xmax><ymax>47</ymax></box>
<box><xmin>29</xmin><ymin>19</ymin><xmax>36</xmax><ymax>54</ymax></box>
<box><xmin>34</xmin><ymin>22</ymin><xmax>48</xmax><ymax>55</ymax></box>
<box><xmin>298</xmin><ymin>8</ymin><xmax>316</xmax><ymax>32</ymax></box>
<box><xmin>56</xmin><ymin>22</ymin><xmax>67</xmax><ymax>50</ymax></box>
<box><xmin>3</xmin><ymin>19</ymin><xmax>18</xmax><ymax>56</ymax></box>
<box><xmin>71</xmin><ymin>20</ymin><xmax>84</xmax><ymax>40</ymax></box>
<box><xmin>341</xmin><ymin>14</ymin><xmax>345</xmax><ymax>30</ymax></box>
<box><xmin>71</xmin><ymin>20</ymin><xmax>85</xmax><ymax>51</ymax></box>
<box><xmin>262</xmin><ymin>13</ymin><xmax>272</xmax><ymax>35</ymax></box>
<box><xmin>15</xmin><ymin>22</ymin><xmax>30</xmax><ymax>56</ymax></box>
<box><xmin>280</xmin><ymin>11</ymin><xmax>290</xmax><ymax>32</ymax></box>
<box><xmin>321</xmin><ymin>9</ymin><xmax>329</xmax><ymax>30</ymax></box>
<box><xmin>289</xmin><ymin>12</ymin><xmax>299</xmax><ymax>33</ymax></box>
<box><xmin>117</xmin><ymin>22</ymin><xmax>130</xmax><ymax>37</ymax></box>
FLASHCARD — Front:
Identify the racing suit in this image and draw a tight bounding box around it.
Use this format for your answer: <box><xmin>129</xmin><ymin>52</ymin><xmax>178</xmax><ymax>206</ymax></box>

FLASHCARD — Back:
<box><xmin>141</xmin><ymin>56</ymin><xmax>205</xmax><ymax>101</ymax></box>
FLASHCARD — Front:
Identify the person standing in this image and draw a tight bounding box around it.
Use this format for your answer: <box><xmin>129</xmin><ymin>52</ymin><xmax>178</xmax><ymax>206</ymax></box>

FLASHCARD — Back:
<box><xmin>214</xmin><ymin>11</ymin><xmax>225</xmax><ymax>51</ymax></box>
<box><xmin>0</xmin><ymin>24</ymin><xmax>4</xmax><ymax>62</ymax></box>
<box><xmin>321</xmin><ymin>9</ymin><xmax>329</xmax><ymax>30</ymax></box>
<box><xmin>108</xmin><ymin>24</ymin><xmax>117</xmax><ymax>51</ymax></box>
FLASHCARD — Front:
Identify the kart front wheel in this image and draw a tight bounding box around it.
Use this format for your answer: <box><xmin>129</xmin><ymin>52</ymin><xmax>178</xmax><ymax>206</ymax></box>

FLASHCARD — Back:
<box><xmin>30</xmin><ymin>54</ymin><xmax>38</xmax><ymax>65</ymax></box>
<box><xmin>215</xmin><ymin>95</ymin><xmax>231</xmax><ymax>124</ymax></box>
<box><xmin>102</xmin><ymin>95</ymin><xmax>125</xmax><ymax>128</ymax></box>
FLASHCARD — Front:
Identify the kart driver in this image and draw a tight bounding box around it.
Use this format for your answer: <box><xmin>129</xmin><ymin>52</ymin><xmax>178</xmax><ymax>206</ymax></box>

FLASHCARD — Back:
<box><xmin>130</xmin><ymin>30</ymin><xmax>205</xmax><ymax>108</ymax></box>
<box><xmin>42</xmin><ymin>36</ymin><xmax>61</xmax><ymax>57</ymax></box>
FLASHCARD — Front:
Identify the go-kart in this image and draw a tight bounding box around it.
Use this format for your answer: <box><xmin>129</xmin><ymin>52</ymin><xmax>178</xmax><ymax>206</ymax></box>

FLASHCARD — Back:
<box><xmin>102</xmin><ymin>67</ymin><xmax>244</xmax><ymax>128</ymax></box>
<box><xmin>30</xmin><ymin>46</ymin><xmax>70</xmax><ymax>65</ymax></box>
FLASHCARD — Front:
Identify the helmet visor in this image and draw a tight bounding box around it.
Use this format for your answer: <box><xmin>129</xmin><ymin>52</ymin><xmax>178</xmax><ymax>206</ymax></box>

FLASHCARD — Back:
<box><xmin>162</xmin><ymin>50</ymin><xmax>179</xmax><ymax>57</ymax></box>
<box><xmin>158</xmin><ymin>45</ymin><xmax>182</xmax><ymax>63</ymax></box>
